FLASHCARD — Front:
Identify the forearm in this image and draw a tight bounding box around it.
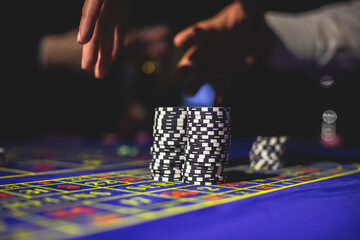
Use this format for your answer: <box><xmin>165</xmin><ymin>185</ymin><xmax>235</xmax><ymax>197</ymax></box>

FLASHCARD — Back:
<box><xmin>265</xmin><ymin>1</ymin><xmax>360</xmax><ymax>75</ymax></box>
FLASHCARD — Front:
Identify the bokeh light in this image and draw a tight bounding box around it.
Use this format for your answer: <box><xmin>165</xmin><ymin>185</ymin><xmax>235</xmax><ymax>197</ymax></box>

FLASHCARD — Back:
<box><xmin>117</xmin><ymin>145</ymin><xmax>130</xmax><ymax>156</ymax></box>
<box><xmin>322</xmin><ymin>110</ymin><xmax>337</xmax><ymax>124</ymax></box>
<box><xmin>321</xmin><ymin>122</ymin><xmax>336</xmax><ymax>140</ymax></box>
<box><xmin>142</xmin><ymin>61</ymin><xmax>155</xmax><ymax>75</ymax></box>
<box><xmin>320</xmin><ymin>75</ymin><xmax>334</xmax><ymax>88</ymax></box>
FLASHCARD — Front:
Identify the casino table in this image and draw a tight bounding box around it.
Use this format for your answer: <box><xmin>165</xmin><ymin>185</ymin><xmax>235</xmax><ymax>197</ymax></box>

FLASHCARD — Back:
<box><xmin>0</xmin><ymin>137</ymin><xmax>359</xmax><ymax>240</ymax></box>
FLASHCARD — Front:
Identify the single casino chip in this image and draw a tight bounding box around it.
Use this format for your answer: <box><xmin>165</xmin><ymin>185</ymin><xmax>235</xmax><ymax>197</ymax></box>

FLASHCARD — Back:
<box><xmin>154</xmin><ymin>140</ymin><xmax>187</xmax><ymax>146</ymax></box>
<box><xmin>155</xmin><ymin>111</ymin><xmax>187</xmax><ymax>116</ymax></box>
<box><xmin>150</xmin><ymin>166</ymin><xmax>178</xmax><ymax>172</ymax></box>
<box><xmin>183</xmin><ymin>174</ymin><xmax>226</xmax><ymax>180</ymax></box>
<box><xmin>153</xmin><ymin>129</ymin><xmax>186</xmax><ymax>135</ymax></box>
<box><xmin>152</xmin><ymin>176</ymin><xmax>182</xmax><ymax>182</ymax></box>
<box><xmin>151</xmin><ymin>148</ymin><xmax>184</xmax><ymax>154</ymax></box>
<box><xmin>154</xmin><ymin>115</ymin><xmax>188</xmax><ymax>122</ymax></box>
<box><xmin>152</xmin><ymin>158</ymin><xmax>185</xmax><ymax>164</ymax></box>
<box><xmin>153</xmin><ymin>139</ymin><xmax>187</xmax><ymax>145</ymax></box>
<box><xmin>187</xmin><ymin>126</ymin><xmax>231</xmax><ymax>132</ymax></box>
<box><xmin>154</xmin><ymin>123</ymin><xmax>187</xmax><ymax>129</ymax></box>
<box><xmin>154</xmin><ymin>119</ymin><xmax>187</xmax><ymax>125</ymax></box>
<box><xmin>184</xmin><ymin>149</ymin><xmax>228</xmax><ymax>156</ymax></box>
<box><xmin>154</xmin><ymin>116</ymin><xmax>187</xmax><ymax>121</ymax></box>
<box><xmin>182</xmin><ymin>167</ymin><xmax>224</xmax><ymax>174</ymax></box>
<box><xmin>188</xmin><ymin>110</ymin><xmax>230</xmax><ymax>114</ymax></box>
<box><xmin>151</xmin><ymin>152</ymin><xmax>181</xmax><ymax>157</ymax></box>
<box><xmin>153</xmin><ymin>125</ymin><xmax>185</xmax><ymax>130</ymax></box>
<box><xmin>188</xmin><ymin>135</ymin><xmax>231</xmax><ymax>141</ymax></box>
<box><xmin>150</xmin><ymin>161</ymin><xmax>182</xmax><ymax>167</ymax></box>
<box><xmin>153</xmin><ymin>135</ymin><xmax>187</xmax><ymax>141</ymax></box>
<box><xmin>187</xmin><ymin>118</ymin><xmax>231</xmax><ymax>124</ymax></box>
<box><xmin>187</xmin><ymin>122</ymin><xmax>230</xmax><ymax>128</ymax></box>
<box><xmin>186</xmin><ymin>161</ymin><xmax>228</xmax><ymax>168</ymax></box>
<box><xmin>151</xmin><ymin>172</ymin><xmax>182</xmax><ymax>177</ymax></box>
<box><xmin>183</xmin><ymin>164</ymin><xmax>225</xmax><ymax>171</ymax></box>
<box><xmin>185</xmin><ymin>145</ymin><xmax>225</xmax><ymax>152</ymax></box>
<box><xmin>188</xmin><ymin>135</ymin><xmax>231</xmax><ymax>142</ymax></box>
<box><xmin>182</xmin><ymin>171</ymin><xmax>225</xmax><ymax>178</ymax></box>
<box><xmin>188</xmin><ymin>138</ymin><xmax>231</xmax><ymax>146</ymax></box>
<box><xmin>183</xmin><ymin>162</ymin><xmax>225</xmax><ymax>170</ymax></box>
<box><xmin>187</xmin><ymin>130</ymin><xmax>231</xmax><ymax>136</ymax></box>
<box><xmin>151</xmin><ymin>159</ymin><xmax>184</xmax><ymax>164</ymax></box>
<box><xmin>151</xmin><ymin>149</ymin><xmax>184</xmax><ymax>155</ymax></box>
<box><xmin>183</xmin><ymin>165</ymin><xmax>225</xmax><ymax>172</ymax></box>
<box><xmin>152</xmin><ymin>150</ymin><xmax>184</xmax><ymax>155</ymax></box>
<box><xmin>186</xmin><ymin>153</ymin><xmax>228</xmax><ymax>159</ymax></box>
<box><xmin>151</xmin><ymin>157</ymin><xmax>185</xmax><ymax>162</ymax></box>
<box><xmin>186</xmin><ymin>157</ymin><xmax>228</xmax><ymax>164</ymax></box>
<box><xmin>153</xmin><ymin>132</ymin><xmax>186</xmax><ymax>138</ymax></box>
<box><xmin>149</xmin><ymin>163</ymin><xmax>182</xmax><ymax>170</ymax></box>
<box><xmin>151</xmin><ymin>145</ymin><xmax>184</xmax><ymax>150</ymax></box>
<box><xmin>183</xmin><ymin>176</ymin><xmax>225</xmax><ymax>182</ymax></box>
<box><xmin>187</xmin><ymin>106</ymin><xmax>230</xmax><ymax>111</ymax></box>
<box><xmin>187</xmin><ymin>108</ymin><xmax>230</xmax><ymax>112</ymax></box>
<box><xmin>187</xmin><ymin>115</ymin><xmax>230</xmax><ymax>120</ymax></box>
<box><xmin>152</xmin><ymin>141</ymin><xmax>185</xmax><ymax>146</ymax></box>
<box><xmin>187</xmin><ymin>111</ymin><xmax>230</xmax><ymax>115</ymax></box>
<box><xmin>156</xmin><ymin>106</ymin><xmax>187</xmax><ymax>111</ymax></box>
<box><xmin>183</xmin><ymin>181</ymin><xmax>221</xmax><ymax>186</ymax></box>
<box><xmin>151</xmin><ymin>169</ymin><xmax>182</xmax><ymax>175</ymax></box>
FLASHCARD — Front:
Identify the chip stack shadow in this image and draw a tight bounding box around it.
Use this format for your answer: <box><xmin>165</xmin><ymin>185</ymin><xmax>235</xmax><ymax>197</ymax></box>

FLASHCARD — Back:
<box><xmin>150</xmin><ymin>107</ymin><xmax>187</xmax><ymax>181</ymax></box>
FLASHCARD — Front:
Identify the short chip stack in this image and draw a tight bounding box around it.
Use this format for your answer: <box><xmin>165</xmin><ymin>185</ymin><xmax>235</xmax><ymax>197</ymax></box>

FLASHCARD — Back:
<box><xmin>183</xmin><ymin>107</ymin><xmax>231</xmax><ymax>185</ymax></box>
<box><xmin>0</xmin><ymin>148</ymin><xmax>6</xmax><ymax>166</ymax></box>
<box><xmin>249</xmin><ymin>136</ymin><xmax>289</xmax><ymax>171</ymax></box>
<box><xmin>150</xmin><ymin>107</ymin><xmax>187</xmax><ymax>181</ymax></box>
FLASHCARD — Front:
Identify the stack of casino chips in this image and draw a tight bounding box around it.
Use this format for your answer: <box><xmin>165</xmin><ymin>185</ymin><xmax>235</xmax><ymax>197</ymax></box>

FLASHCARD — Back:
<box><xmin>183</xmin><ymin>107</ymin><xmax>231</xmax><ymax>185</ymax></box>
<box><xmin>150</xmin><ymin>107</ymin><xmax>187</xmax><ymax>181</ymax></box>
<box><xmin>0</xmin><ymin>148</ymin><xmax>6</xmax><ymax>166</ymax></box>
<box><xmin>249</xmin><ymin>136</ymin><xmax>289</xmax><ymax>171</ymax></box>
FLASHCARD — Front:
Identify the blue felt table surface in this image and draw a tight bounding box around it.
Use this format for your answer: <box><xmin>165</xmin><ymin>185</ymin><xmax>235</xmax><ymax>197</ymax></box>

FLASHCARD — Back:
<box><xmin>75</xmin><ymin>172</ymin><xmax>360</xmax><ymax>240</ymax></box>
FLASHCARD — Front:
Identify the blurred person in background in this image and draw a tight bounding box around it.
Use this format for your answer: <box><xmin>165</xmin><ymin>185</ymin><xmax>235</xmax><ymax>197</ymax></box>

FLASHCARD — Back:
<box><xmin>78</xmin><ymin>0</ymin><xmax>360</xmax><ymax>144</ymax></box>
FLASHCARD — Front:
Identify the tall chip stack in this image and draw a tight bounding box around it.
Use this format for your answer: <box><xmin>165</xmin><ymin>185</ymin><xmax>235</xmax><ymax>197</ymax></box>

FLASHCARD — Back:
<box><xmin>183</xmin><ymin>107</ymin><xmax>231</xmax><ymax>185</ymax></box>
<box><xmin>249</xmin><ymin>136</ymin><xmax>289</xmax><ymax>170</ymax></box>
<box><xmin>150</xmin><ymin>107</ymin><xmax>187</xmax><ymax>182</ymax></box>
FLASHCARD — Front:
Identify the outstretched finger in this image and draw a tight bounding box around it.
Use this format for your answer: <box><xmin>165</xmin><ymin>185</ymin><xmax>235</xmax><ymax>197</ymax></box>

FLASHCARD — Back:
<box><xmin>174</xmin><ymin>24</ymin><xmax>208</xmax><ymax>49</ymax></box>
<box><xmin>78</xmin><ymin>0</ymin><xmax>104</xmax><ymax>44</ymax></box>
<box><xmin>94</xmin><ymin>0</ymin><xmax>115</xmax><ymax>78</ymax></box>
<box><xmin>81</xmin><ymin>18</ymin><xmax>101</xmax><ymax>71</ymax></box>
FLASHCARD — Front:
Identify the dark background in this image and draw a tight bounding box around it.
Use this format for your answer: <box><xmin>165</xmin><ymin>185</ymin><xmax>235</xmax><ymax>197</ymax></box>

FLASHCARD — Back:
<box><xmin>1</xmin><ymin>0</ymin><xmax>359</xmax><ymax>143</ymax></box>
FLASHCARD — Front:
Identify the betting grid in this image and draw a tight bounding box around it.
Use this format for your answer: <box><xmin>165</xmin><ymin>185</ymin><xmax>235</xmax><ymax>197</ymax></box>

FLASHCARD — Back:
<box><xmin>0</xmin><ymin>162</ymin><xmax>359</xmax><ymax>239</ymax></box>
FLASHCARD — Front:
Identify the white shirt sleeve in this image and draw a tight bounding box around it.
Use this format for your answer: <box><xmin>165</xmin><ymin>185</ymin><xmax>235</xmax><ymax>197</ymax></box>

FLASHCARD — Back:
<box><xmin>265</xmin><ymin>0</ymin><xmax>360</xmax><ymax>76</ymax></box>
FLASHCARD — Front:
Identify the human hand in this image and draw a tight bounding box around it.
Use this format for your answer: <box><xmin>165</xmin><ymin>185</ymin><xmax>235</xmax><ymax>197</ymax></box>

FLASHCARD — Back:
<box><xmin>174</xmin><ymin>1</ymin><xmax>271</xmax><ymax>105</ymax></box>
<box><xmin>78</xmin><ymin>0</ymin><xmax>132</xmax><ymax>78</ymax></box>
